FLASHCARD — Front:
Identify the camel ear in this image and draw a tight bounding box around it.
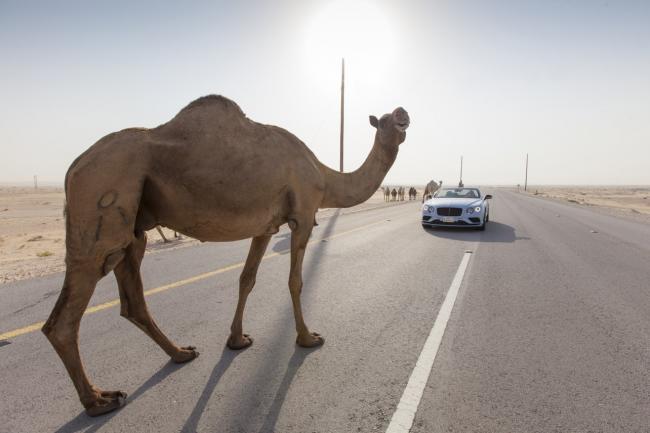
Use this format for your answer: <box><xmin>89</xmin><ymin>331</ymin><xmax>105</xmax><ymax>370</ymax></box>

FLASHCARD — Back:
<box><xmin>369</xmin><ymin>115</ymin><xmax>379</xmax><ymax>128</ymax></box>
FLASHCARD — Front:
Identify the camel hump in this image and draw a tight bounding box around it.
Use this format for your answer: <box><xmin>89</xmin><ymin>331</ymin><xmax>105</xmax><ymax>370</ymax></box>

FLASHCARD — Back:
<box><xmin>175</xmin><ymin>95</ymin><xmax>246</xmax><ymax>119</ymax></box>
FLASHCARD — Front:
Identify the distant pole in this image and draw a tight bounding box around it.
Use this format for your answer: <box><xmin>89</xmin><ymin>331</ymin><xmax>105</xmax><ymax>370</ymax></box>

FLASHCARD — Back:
<box><xmin>339</xmin><ymin>58</ymin><xmax>345</xmax><ymax>173</ymax></box>
<box><xmin>459</xmin><ymin>155</ymin><xmax>463</xmax><ymax>186</ymax></box>
<box><xmin>524</xmin><ymin>153</ymin><xmax>528</xmax><ymax>191</ymax></box>
<box><xmin>34</xmin><ymin>175</ymin><xmax>38</xmax><ymax>190</ymax></box>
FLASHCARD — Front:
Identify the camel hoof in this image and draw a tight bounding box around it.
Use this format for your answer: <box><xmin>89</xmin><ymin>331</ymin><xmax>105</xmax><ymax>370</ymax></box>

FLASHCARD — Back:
<box><xmin>296</xmin><ymin>332</ymin><xmax>325</xmax><ymax>348</ymax></box>
<box><xmin>84</xmin><ymin>391</ymin><xmax>127</xmax><ymax>417</ymax></box>
<box><xmin>227</xmin><ymin>333</ymin><xmax>254</xmax><ymax>350</ymax></box>
<box><xmin>172</xmin><ymin>346</ymin><xmax>200</xmax><ymax>363</ymax></box>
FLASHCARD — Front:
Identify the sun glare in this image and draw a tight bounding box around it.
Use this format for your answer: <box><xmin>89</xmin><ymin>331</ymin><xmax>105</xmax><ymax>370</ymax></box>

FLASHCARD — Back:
<box><xmin>302</xmin><ymin>0</ymin><xmax>397</xmax><ymax>86</ymax></box>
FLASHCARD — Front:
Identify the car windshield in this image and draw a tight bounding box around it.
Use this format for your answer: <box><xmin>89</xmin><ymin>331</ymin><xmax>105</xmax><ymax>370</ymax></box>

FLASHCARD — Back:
<box><xmin>435</xmin><ymin>188</ymin><xmax>481</xmax><ymax>199</ymax></box>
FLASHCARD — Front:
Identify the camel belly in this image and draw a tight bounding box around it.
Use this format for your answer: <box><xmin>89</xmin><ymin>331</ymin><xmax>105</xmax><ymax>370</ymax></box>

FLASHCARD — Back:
<box><xmin>166</xmin><ymin>210</ymin><xmax>283</xmax><ymax>242</ymax></box>
<box><xmin>139</xmin><ymin>180</ymin><xmax>288</xmax><ymax>242</ymax></box>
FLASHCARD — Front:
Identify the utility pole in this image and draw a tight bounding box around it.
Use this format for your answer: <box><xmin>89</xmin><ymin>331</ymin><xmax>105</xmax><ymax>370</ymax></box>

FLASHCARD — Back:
<box><xmin>339</xmin><ymin>58</ymin><xmax>345</xmax><ymax>173</ymax></box>
<box><xmin>34</xmin><ymin>175</ymin><xmax>38</xmax><ymax>190</ymax></box>
<box><xmin>524</xmin><ymin>153</ymin><xmax>528</xmax><ymax>192</ymax></box>
<box><xmin>459</xmin><ymin>156</ymin><xmax>464</xmax><ymax>187</ymax></box>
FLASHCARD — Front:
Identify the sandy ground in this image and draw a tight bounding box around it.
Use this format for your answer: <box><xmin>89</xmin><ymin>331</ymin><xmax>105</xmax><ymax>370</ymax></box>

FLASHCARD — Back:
<box><xmin>524</xmin><ymin>186</ymin><xmax>650</xmax><ymax>223</ymax></box>
<box><xmin>0</xmin><ymin>186</ymin><xmax>415</xmax><ymax>284</ymax></box>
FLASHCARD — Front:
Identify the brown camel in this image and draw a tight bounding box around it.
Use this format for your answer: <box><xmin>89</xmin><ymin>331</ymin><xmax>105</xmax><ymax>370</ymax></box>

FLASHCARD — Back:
<box><xmin>422</xmin><ymin>180</ymin><xmax>440</xmax><ymax>202</ymax></box>
<box><xmin>391</xmin><ymin>188</ymin><xmax>397</xmax><ymax>201</ymax></box>
<box><xmin>42</xmin><ymin>95</ymin><xmax>409</xmax><ymax>417</ymax></box>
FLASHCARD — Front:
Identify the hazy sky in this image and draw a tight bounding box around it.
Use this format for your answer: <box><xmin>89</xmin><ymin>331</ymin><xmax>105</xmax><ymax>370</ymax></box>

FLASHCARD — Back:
<box><xmin>1</xmin><ymin>0</ymin><xmax>649</xmax><ymax>186</ymax></box>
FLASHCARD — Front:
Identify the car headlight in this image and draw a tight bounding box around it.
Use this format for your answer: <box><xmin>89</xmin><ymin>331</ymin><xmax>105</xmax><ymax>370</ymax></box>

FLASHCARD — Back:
<box><xmin>474</xmin><ymin>206</ymin><xmax>481</xmax><ymax>212</ymax></box>
<box><xmin>467</xmin><ymin>206</ymin><xmax>481</xmax><ymax>214</ymax></box>
<box><xmin>423</xmin><ymin>205</ymin><xmax>430</xmax><ymax>212</ymax></box>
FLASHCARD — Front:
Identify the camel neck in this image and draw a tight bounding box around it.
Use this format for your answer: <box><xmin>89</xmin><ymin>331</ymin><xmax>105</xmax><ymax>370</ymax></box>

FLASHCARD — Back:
<box><xmin>319</xmin><ymin>136</ymin><xmax>398</xmax><ymax>208</ymax></box>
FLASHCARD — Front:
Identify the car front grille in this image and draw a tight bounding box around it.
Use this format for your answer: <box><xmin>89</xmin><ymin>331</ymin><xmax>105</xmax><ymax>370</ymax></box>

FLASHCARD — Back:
<box><xmin>436</xmin><ymin>207</ymin><xmax>463</xmax><ymax>216</ymax></box>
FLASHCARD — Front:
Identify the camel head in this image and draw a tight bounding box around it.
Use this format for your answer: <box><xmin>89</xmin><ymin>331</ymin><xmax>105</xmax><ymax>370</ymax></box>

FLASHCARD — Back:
<box><xmin>369</xmin><ymin>107</ymin><xmax>410</xmax><ymax>147</ymax></box>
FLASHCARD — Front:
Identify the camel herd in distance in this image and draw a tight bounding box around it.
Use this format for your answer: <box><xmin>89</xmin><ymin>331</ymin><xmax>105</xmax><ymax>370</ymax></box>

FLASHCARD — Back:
<box><xmin>382</xmin><ymin>180</ymin><xmax>442</xmax><ymax>203</ymax></box>
<box><xmin>382</xmin><ymin>186</ymin><xmax>418</xmax><ymax>202</ymax></box>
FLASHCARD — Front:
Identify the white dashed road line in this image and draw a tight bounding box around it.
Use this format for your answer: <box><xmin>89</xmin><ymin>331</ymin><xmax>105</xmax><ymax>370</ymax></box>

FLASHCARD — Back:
<box><xmin>385</xmin><ymin>251</ymin><xmax>473</xmax><ymax>433</ymax></box>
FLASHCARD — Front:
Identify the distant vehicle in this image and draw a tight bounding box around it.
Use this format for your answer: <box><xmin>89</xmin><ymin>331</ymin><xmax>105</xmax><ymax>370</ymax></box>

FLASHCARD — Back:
<box><xmin>421</xmin><ymin>187</ymin><xmax>492</xmax><ymax>230</ymax></box>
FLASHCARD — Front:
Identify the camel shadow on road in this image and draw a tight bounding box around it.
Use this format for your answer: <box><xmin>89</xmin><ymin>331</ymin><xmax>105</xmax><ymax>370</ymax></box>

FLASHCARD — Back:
<box><xmin>52</xmin><ymin>359</ymin><xmax>193</xmax><ymax>433</ymax></box>
<box><xmin>182</xmin><ymin>210</ymin><xmax>339</xmax><ymax>433</ymax></box>
<box><xmin>423</xmin><ymin>221</ymin><xmax>529</xmax><ymax>243</ymax></box>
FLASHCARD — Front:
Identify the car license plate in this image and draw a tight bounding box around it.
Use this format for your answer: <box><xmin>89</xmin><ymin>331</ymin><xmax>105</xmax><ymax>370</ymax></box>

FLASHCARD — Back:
<box><xmin>442</xmin><ymin>217</ymin><xmax>456</xmax><ymax>223</ymax></box>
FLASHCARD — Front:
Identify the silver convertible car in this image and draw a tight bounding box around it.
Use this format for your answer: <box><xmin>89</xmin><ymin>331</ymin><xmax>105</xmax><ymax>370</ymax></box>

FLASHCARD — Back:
<box><xmin>422</xmin><ymin>187</ymin><xmax>492</xmax><ymax>230</ymax></box>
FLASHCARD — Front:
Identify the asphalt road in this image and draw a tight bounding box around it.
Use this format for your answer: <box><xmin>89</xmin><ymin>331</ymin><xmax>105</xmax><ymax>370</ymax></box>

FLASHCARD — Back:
<box><xmin>1</xmin><ymin>190</ymin><xmax>649</xmax><ymax>433</ymax></box>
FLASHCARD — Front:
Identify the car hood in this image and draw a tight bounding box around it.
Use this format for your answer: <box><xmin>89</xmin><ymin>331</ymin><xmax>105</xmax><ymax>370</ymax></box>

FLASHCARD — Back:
<box><xmin>424</xmin><ymin>198</ymin><xmax>482</xmax><ymax>208</ymax></box>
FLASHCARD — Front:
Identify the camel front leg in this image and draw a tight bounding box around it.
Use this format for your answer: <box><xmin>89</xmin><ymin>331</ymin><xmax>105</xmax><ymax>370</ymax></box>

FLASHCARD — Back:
<box><xmin>289</xmin><ymin>222</ymin><xmax>324</xmax><ymax>348</ymax></box>
<box><xmin>227</xmin><ymin>235</ymin><xmax>271</xmax><ymax>350</ymax></box>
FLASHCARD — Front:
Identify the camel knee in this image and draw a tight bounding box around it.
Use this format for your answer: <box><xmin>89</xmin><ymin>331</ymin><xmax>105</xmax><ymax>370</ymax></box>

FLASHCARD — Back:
<box><xmin>42</xmin><ymin>317</ymin><xmax>78</xmax><ymax>350</ymax></box>
<box><xmin>119</xmin><ymin>301</ymin><xmax>149</xmax><ymax>324</ymax></box>
<box><xmin>42</xmin><ymin>281</ymin><xmax>91</xmax><ymax>344</ymax></box>
<box><xmin>239</xmin><ymin>272</ymin><xmax>256</xmax><ymax>294</ymax></box>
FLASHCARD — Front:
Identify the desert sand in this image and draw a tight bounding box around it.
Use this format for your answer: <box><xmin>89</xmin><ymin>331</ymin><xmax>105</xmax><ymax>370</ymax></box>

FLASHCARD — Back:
<box><xmin>4</xmin><ymin>185</ymin><xmax>648</xmax><ymax>284</ymax></box>
<box><xmin>0</xmin><ymin>186</ymin><xmax>408</xmax><ymax>284</ymax></box>
<box><xmin>526</xmin><ymin>186</ymin><xmax>650</xmax><ymax>223</ymax></box>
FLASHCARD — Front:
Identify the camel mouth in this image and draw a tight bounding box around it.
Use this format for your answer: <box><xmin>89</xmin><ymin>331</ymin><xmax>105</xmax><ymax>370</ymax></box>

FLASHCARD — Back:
<box><xmin>395</xmin><ymin>121</ymin><xmax>409</xmax><ymax>132</ymax></box>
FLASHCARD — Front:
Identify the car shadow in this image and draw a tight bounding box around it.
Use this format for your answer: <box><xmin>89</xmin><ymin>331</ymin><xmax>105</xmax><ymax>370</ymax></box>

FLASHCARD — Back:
<box><xmin>423</xmin><ymin>221</ymin><xmax>529</xmax><ymax>243</ymax></box>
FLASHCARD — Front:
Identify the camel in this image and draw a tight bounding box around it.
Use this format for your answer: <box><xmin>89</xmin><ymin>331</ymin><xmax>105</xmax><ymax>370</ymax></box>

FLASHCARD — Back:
<box><xmin>383</xmin><ymin>186</ymin><xmax>391</xmax><ymax>202</ymax></box>
<box><xmin>41</xmin><ymin>95</ymin><xmax>409</xmax><ymax>417</ymax></box>
<box><xmin>391</xmin><ymin>188</ymin><xmax>397</xmax><ymax>201</ymax></box>
<box><xmin>422</xmin><ymin>180</ymin><xmax>440</xmax><ymax>202</ymax></box>
<box><xmin>408</xmin><ymin>187</ymin><xmax>417</xmax><ymax>200</ymax></box>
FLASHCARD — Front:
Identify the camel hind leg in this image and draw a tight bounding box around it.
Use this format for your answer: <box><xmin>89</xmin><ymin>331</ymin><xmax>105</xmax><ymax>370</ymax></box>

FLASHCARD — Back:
<box><xmin>42</xmin><ymin>262</ymin><xmax>127</xmax><ymax>417</ymax></box>
<box><xmin>43</xmin><ymin>169</ymin><xmax>151</xmax><ymax>416</ymax></box>
<box><xmin>114</xmin><ymin>230</ymin><xmax>199</xmax><ymax>363</ymax></box>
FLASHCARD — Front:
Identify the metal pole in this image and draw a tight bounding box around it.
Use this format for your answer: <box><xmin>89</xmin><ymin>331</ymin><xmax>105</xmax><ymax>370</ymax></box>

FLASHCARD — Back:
<box><xmin>339</xmin><ymin>58</ymin><xmax>345</xmax><ymax>173</ymax></box>
<box><xmin>524</xmin><ymin>153</ymin><xmax>528</xmax><ymax>191</ymax></box>
<box><xmin>459</xmin><ymin>156</ymin><xmax>463</xmax><ymax>186</ymax></box>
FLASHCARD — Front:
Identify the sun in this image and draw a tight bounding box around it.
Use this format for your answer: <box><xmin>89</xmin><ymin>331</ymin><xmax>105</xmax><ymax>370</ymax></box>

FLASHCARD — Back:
<box><xmin>302</xmin><ymin>0</ymin><xmax>397</xmax><ymax>86</ymax></box>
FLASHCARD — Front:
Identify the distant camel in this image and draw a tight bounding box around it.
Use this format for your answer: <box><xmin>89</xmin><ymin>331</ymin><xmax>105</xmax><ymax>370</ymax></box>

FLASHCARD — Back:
<box><xmin>422</xmin><ymin>180</ymin><xmax>440</xmax><ymax>202</ymax></box>
<box><xmin>408</xmin><ymin>187</ymin><xmax>417</xmax><ymax>200</ymax></box>
<box><xmin>383</xmin><ymin>186</ymin><xmax>391</xmax><ymax>202</ymax></box>
<box><xmin>391</xmin><ymin>188</ymin><xmax>397</xmax><ymax>201</ymax></box>
<box><xmin>396</xmin><ymin>186</ymin><xmax>403</xmax><ymax>201</ymax></box>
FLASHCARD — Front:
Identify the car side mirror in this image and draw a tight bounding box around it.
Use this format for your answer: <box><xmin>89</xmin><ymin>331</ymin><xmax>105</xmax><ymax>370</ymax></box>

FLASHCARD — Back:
<box><xmin>484</xmin><ymin>194</ymin><xmax>493</xmax><ymax>200</ymax></box>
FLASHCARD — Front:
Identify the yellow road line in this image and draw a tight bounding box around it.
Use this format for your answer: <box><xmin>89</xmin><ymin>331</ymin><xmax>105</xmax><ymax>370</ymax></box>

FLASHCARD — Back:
<box><xmin>0</xmin><ymin>218</ymin><xmax>389</xmax><ymax>341</ymax></box>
